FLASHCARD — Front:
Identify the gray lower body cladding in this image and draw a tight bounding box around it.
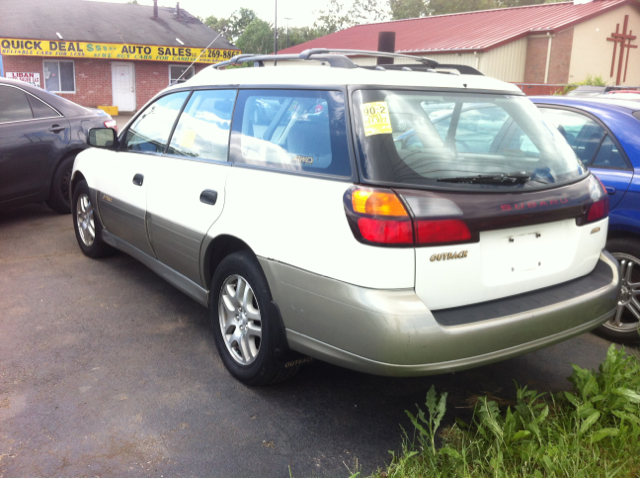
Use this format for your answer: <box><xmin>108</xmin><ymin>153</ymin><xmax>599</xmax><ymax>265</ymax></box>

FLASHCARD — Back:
<box><xmin>259</xmin><ymin>251</ymin><xmax>620</xmax><ymax>377</ymax></box>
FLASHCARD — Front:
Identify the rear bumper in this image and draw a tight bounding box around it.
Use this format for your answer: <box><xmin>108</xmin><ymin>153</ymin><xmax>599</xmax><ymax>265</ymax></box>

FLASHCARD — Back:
<box><xmin>259</xmin><ymin>251</ymin><xmax>620</xmax><ymax>377</ymax></box>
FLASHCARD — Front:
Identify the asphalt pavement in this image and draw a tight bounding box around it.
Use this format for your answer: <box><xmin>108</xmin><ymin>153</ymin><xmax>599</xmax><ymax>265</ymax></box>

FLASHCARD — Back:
<box><xmin>0</xmin><ymin>203</ymin><xmax>619</xmax><ymax>477</ymax></box>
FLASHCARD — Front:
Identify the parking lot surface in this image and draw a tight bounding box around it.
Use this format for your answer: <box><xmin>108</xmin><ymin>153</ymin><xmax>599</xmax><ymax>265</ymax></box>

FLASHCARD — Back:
<box><xmin>0</xmin><ymin>204</ymin><xmax>617</xmax><ymax>477</ymax></box>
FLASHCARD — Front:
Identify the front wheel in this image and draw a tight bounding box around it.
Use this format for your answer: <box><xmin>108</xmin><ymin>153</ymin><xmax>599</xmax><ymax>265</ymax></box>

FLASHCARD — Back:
<box><xmin>210</xmin><ymin>251</ymin><xmax>299</xmax><ymax>385</ymax></box>
<box><xmin>72</xmin><ymin>180</ymin><xmax>113</xmax><ymax>258</ymax></box>
<box><xmin>46</xmin><ymin>155</ymin><xmax>76</xmax><ymax>214</ymax></box>
<box><xmin>595</xmin><ymin>238</ymin><xmax>640</xmax><ymax>343</ymax></box>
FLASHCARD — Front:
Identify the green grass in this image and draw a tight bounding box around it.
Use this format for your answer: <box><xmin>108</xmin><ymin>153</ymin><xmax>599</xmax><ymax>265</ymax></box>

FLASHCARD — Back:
<box><xmin>375</xmin><ymin>345</ymin><xmax>640</xmax><ymax>478</ymax></box>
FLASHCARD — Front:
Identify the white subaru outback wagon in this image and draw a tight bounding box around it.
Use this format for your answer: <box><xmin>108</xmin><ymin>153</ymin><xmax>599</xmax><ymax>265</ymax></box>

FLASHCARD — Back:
<box><xmin>72</xmin><ymin>50</ymin><xmax>621</xmax><ymax>385</ymax></box>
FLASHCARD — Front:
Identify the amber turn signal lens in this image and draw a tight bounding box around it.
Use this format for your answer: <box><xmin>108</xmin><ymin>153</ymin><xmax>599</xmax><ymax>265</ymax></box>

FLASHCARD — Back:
<box><xmin>351</xmin><ymin>189</ymin><xmax>408</xmax><ymax>217</ymax></box>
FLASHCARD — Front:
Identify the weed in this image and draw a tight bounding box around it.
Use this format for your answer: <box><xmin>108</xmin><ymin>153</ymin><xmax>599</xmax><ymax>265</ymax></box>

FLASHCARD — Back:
<box><xmin>554</xmin><ymin>74</ymin><xmax>607</xmax><ymax>95</ymax></box>
<box><xmin>378</xmin><ymin>345</ymin><xmax>640</xmax><ymax>478</ymax></box>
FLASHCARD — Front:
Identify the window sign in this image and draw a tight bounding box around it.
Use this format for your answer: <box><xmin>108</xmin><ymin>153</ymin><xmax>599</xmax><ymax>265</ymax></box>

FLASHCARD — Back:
<box><xmin>44</xmin><ymin>60</ymin><xmax>75</xmax><ymax>93</ymax></box>
<box><xmin>169</xmin><ymin>65</ymin><xmax>195</xmax><ymax>85</ymax></box>
<box><xmin>6</xmin><ymin>72</ymin><xmax>40</xmax><ymax>88</ymax></box>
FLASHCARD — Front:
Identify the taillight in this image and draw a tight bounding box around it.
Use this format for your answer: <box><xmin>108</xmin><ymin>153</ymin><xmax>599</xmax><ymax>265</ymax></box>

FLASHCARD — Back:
<box><xmin>344</xmin><ymin>186</ymin><xmax>473</xmax><ymax>247</ymax></box>
<box><xmin>357</xmin><ymin>218</ymin><xmax>413</xmax><ymax>244</ymax></box>
<box><xmin>415</xmin><ymin>219</ymin><xmax>471</xmax><ymax>244</ymax></box>
<box><xmin>577</xmin><ymin>176</ymin><xmax>609</xmax><ymax>225</ymax></box>
<box><xmin>586</xmin><ymin>197</ymin><xmax>609</xmax><ymax>223</ymax></box>
<box><xmin>104</xmin><ymin>119</ymin><xmax>118</xmax><ymax>131</ymax></box>
<box><xmin>344</xmin><ymin>187</ymin><xmax>413</xmax><ymax>246</ymax></box>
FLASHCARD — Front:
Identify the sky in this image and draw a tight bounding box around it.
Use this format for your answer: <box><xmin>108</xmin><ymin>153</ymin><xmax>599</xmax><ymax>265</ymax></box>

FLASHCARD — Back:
<box><xmin>88</xmin><ymin>0</ymin><xmax>333</xmax><ymax>28</ymax></box>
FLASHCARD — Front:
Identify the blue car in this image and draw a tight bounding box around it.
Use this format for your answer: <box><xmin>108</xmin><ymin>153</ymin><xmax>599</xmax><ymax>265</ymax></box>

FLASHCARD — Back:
<box><xmin>531</xmin><ymin>96</ymin><xmax>640</xmax><ymax>342</ymax></box>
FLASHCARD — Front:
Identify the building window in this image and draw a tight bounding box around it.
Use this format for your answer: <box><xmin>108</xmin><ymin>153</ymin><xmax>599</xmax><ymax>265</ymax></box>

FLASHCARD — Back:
<box><xmin>43</xmin><ymin>60</ymin><xmax>75</xmax><ymax>93</ymax></box>
<box><xmin>169</xmin><ymin>65</ymin><xmax>195</xmax><ymax>85</ymax></box>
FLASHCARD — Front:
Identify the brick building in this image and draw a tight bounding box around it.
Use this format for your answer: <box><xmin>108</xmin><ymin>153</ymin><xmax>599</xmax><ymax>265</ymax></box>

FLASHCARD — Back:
<box><xmin>279</xmin><ymin>0</ymin><xmax>640</xmax><ymax>92</ymax></box>
<box><xmin>0</xmin><ymin>0</ymin><xmax>239</xmax><ymax>112</ymax></box>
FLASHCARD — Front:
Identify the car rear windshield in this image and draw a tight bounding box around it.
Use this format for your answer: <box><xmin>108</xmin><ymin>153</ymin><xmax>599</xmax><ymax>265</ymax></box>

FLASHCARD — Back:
<box><xmin>353</xmin><ymin>89</ymin><xmax>586</xmax><ymax>190</ymax></box>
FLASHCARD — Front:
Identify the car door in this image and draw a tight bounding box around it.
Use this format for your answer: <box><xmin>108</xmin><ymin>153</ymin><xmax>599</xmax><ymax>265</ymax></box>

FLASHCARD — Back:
<box><xmin>96</xmin><ymin>90</ymin><xmax>190</xmax><ymax>257</ymax></box>
<box><xmin>146</xmin><ymin>89</ymin><xmax>236</xmax><ymax>285</ymax></box>
<box><xmin>539</xmin><ymin>106</ymin><xmax>633</xmax><ymax>209</ymax></box>
<box><xmin>0</xmin><ymin>84</ymin><xmax>70</xmax><ymax>205</ymax></box>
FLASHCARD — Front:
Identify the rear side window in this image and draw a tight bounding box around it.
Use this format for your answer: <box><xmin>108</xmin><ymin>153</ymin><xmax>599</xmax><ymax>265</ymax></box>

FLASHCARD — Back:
<box><xmin>124</xmin><ymin>91</ymin><xmax>189</xmax><ymax>153</ymax></box>
<box><xmin>168</xmin><ymin>89</ymin><xmax>236</xmax><ymax>162</ymax></box>
<box><xmin>540</xmin><ymin>107</ymin><xmax>628</xmax><ymax>169</ymax></box>
<box><xmin>539</xmin><ymin>108</ymin><xmax>605</xmax><ymax>164</ymax></box>
<box><xmin>0</xmin><ymin>86</ymin><xmax>33</xmax><ymax>123</ymax></box>
<box><xmin>27</xmin><ymin>95</ymin><xmax>59</xmax><ymax>119</ymax></box>
<box><xmin>230</xmin><ymin>89</ymin><xmax>351</xmax><ymax>177</ymax></box>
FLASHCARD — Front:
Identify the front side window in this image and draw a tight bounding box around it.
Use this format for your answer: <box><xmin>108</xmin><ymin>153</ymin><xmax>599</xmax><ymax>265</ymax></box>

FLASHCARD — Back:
<box><xmin>168</xmin><ymin>89</ymin><xmax>236</xmax><ymax>161</ymax></box>
<box><xmin>0</xmin><ymin>86</ymin><xmax>33</xmax><ymax>123</ymax></box>
<box><xmin>231</xmin><ymin>89</ymin><xmax>351</xmax><ymax>177</ymax></box>
<box><xmin>353</xmin><ymin>90</ymin><xmax>585</xmax><ymax>190</ymax></box>
<box><xmin>169</xmin><ymin>65</ymin><xmax>195</xmax><ymax>85</ymax></box>
<box><xmin>44</xmin><ymin>60</ymin><xmax>75</xmax><ymax>93</ymax></box>
<box><xmin>539</xmin><ymin>107</ymin><xmax>627</xmax><ymax>169</ymax></box>
<box><xmin>124</xmin><ymin>91</ymin><xmax>190</xmax><ymax>153</ymax></box>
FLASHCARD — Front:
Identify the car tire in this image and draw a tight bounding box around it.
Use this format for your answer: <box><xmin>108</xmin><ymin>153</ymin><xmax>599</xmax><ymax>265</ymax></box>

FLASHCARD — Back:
<box><xmin>210</xmin><ymin>251</ymin><xmax>300</xmax><ymax>385</ymax></box>
<box><xmin>72</xmin><ymin>180</ymin><xmax>113</xmax><ymax>258</ymax></box>
<box><xmin>595</xmin><ymin>237</ymin><xmax>640</xmax><ymax>343</ymax></box>
<box><xmin>46</xmin><ymin>154</ymin><xmax>76</xmax><ymax>214</ymax></box>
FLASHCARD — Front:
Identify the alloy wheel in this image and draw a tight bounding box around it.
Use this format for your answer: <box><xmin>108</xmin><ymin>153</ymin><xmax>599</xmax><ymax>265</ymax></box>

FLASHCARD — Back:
<box><xmin>76</xmin><ymin>194</ymin><xmax>96</xmax><ymax>246</ymax></box>
<box><xmin>218</xmin><ymin>274</ymin><xmax>262</xmax><ymax>365</ymax></box>
<box><xmin>605</xmin><ymin>253</ymin><xmax>640</xmax><ymax>333</ymax></box>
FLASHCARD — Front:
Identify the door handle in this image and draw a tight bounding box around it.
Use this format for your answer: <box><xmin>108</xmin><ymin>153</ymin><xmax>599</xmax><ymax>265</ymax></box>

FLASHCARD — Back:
<box><xmin>606</xmin><ymin>186</ymin><xmax>616</xmax><ymax>195</ymax></box>
<box><xmin>49</xmin><ymin>125</ymin><xmax>66</xmax><ymax>133</ymax></box>
<box><xmin>132</xmin><ymin>174</ymin><xmax>144</xmax><ymax>186</ymax></box>
<box><xmin>200</xmin><ymin>189</ymin><xmax>218</xmax><ymax>205</ymax></box>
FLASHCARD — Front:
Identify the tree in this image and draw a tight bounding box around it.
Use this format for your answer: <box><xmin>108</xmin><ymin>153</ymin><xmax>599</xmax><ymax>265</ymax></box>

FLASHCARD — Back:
<box><xmin>201</xmin><ymin>8</ymin><xmax>258</xmax><ymax>44</ymax></box>
<box><xmin>201</xmin><ymin>15</ymin><xmax>230</xmax><ymax>39</ymax></box>
<box><xmin>386</xmin><ymin>0</ymin><xmax>566</xmax><ymax>19</ymax></box>
<box><xmin>314</xmin><ymin>0</ymin><xmax>391</xmax><ymax>35</ymax></box>
<box><xmin>389</xmin><ymin>0</ymin><xmax>428</xmax><ymax>19</ymax></box>
<box><xmin>313</xmin><ymin>0</ymin><xmax>353</xmax><ymax>35</ymax></box>
<box><xmin>236</xmin><ymin>18</ymin><xmax>275</xmax><ymax>54</ymax></box>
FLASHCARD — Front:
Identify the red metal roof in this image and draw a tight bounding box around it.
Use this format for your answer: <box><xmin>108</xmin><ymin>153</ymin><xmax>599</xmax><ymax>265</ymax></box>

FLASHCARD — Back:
<box><xmin>279</xmin><ymin>0</ymin><xmax>639</xmax><ymax>54</ymax></box>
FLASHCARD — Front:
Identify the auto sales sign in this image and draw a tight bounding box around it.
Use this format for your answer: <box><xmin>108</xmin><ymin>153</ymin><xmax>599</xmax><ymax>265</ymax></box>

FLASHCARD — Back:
<box><xmin>6</xmin><ymin>72</ymin><xmax>40</xmax><ymax>87</ymax></box>
<box><xmin>0</xmin><ymin>38</ymin><xmax>240</xmax><ymax>63</ymax></box>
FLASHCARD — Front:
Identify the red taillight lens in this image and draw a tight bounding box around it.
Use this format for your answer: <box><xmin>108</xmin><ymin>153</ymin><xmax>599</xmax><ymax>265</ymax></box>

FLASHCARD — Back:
<box><xmin>344</xmin><ymin>186</ymin><xmax>473</xmax><ymax>247</ymax></box>
<box><xmin>104</xmin><ymin>119</ymin><xmax>118</xmax><ymax>131</ymax></box>
<box><xmin>415</xmin><ymin>219</ymin><xmax>471</xmax><ymax>245</ymax></box>
<box><xmin>586</xmin><ymin>197</ymin><xmax>609</xmax><ymax>223</ymax></box>
<box><xmin>357</xmin><ymin>218</ymin><xmax>413</xmax><ymax>244</ymax></box>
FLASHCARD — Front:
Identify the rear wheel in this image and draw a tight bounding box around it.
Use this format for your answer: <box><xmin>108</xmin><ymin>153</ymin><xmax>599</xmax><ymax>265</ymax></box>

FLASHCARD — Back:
<box><xmin>72</xmin><ymin>180</ymin><xmax>113</xmax><ymax>258</ymax></box>
<box><xmin>210</xmin><ymin>251</ymin><xmax>299</xmax><ymax>385</ymax></box>
<box><xmin>46</xmin><ymin>155</ymin><xmax>76</xmax><ymax>214</ymax></box>
<box><xmin>595</xmin><ymin>238</ymin><xmax>640</xmax><ymax>343</ymax></box>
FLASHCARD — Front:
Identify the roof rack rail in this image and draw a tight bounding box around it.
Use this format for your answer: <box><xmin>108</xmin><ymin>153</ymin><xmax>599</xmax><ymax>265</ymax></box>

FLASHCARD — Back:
<box><xmin>210</xmin><ymin>48</ymin><xmax>484</xmax><ymax>76</ymax></box>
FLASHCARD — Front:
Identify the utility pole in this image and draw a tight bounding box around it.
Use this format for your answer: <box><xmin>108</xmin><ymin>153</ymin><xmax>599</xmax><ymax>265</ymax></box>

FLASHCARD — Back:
<box><xmin>285</xmin><ymin>17</ymin><xmax>292</xmax><ymax>49</ymax></box>
<box><xmin>274</xmin><ymin>0</ymin><xmax>278</xmax><ymax>54</ymax></box>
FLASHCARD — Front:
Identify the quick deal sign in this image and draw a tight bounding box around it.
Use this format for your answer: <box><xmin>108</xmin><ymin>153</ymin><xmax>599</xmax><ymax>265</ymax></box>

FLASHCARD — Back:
<box><xmin>0</xmin><ymin>38</ymin><xmax>240</xmax><ymax>63</ymax></box>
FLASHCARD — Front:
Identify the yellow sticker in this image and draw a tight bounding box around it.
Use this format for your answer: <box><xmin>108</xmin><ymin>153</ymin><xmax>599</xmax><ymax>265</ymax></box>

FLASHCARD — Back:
<box><xmin>362</xmin><ymin>101</ymin><xmax>392</xmax><ymax>137</ymax></box>
<box><xmin>180</xmin><ymin>129</ymin><xmax>197</xmax><ymax>149</ymax></box>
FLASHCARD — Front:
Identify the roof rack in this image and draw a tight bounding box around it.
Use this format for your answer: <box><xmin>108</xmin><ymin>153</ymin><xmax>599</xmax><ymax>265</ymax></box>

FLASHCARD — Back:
<box><xmin>210</xmin><ymin>48</ymin><xmax>484</xmax><ymax>76</ymax></box>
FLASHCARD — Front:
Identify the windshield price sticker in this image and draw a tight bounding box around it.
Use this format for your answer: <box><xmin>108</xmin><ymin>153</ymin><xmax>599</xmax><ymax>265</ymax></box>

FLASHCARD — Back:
<box><xmin>362</xmin><ymin>102</ymin><xmax>393</xmax><ymax>137</ymax></box>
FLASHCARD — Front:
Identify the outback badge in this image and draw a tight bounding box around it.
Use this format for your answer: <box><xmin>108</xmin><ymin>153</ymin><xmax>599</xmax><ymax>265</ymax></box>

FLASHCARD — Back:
<box><xmin>430</xmin><ymin>250</ymin><xmax>468</xmax><ymax>262</ymax></box>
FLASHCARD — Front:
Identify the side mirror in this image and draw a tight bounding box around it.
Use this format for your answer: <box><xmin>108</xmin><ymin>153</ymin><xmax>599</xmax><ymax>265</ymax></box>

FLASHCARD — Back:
<box><xmin>88</xmin><ymin>128</ymin><xmax>117</xmax><ymax>148</ymax></box>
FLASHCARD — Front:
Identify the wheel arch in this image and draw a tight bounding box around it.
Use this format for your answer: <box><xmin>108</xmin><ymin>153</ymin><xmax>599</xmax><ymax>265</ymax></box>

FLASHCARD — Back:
<box><xmin>203</xmin><ymin>234</ymin><xmax>254</xmax><ymax>292</ymax></box>
<box><xmin>606</xmin><ymin>228</ymin><xmax>640</xmax><ymax>244</ymax></box>
<box><xmin>204</xmin><ymin>236</ymin><xmax>299</xmax><ymax>368</ymax></box>
<box><xmin>70</xmin><ymin>170</ymin><xmax>87</xmax><ymax>199</ymax></box>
